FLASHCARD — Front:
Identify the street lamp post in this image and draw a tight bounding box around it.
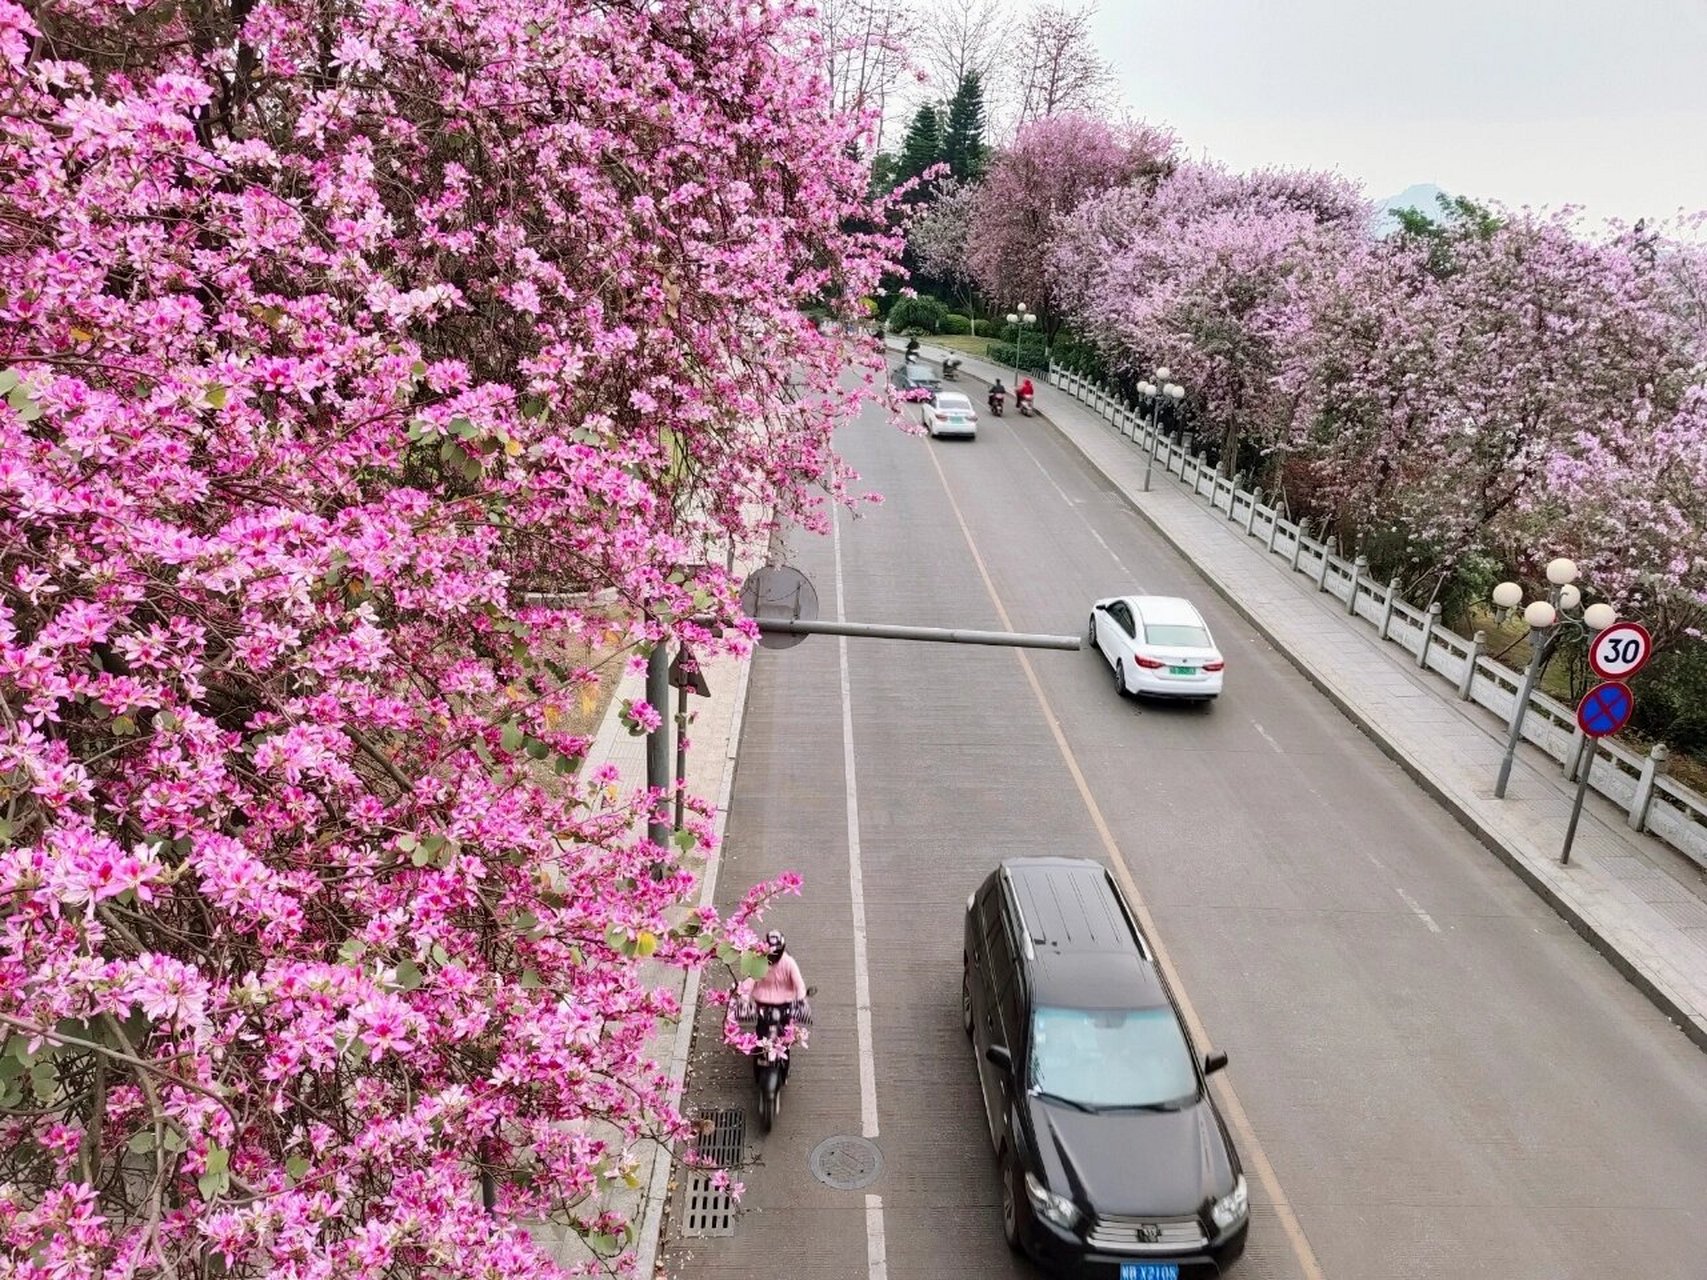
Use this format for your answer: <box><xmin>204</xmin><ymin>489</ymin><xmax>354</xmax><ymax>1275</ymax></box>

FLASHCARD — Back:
<box><xmin>1490</xmin><ymin>558</ymin><xmax>1616</xmax><ymax>799</ymax></box>
<box><xmin>1136</xmin><ymin>370</ymin><xmax>1185</xmax><ymax>492</ymax></box>
<box><xmin>1005</xmin><ymin>305</ymin><xmax>1037</xmax><ymax>383</ymax></box>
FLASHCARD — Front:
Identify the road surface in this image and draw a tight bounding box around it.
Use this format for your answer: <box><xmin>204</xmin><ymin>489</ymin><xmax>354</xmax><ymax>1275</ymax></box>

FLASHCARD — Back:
<box><xmin>660</xmin><ymin>389</ymin><xmax>1707</xmax><ymax>1280</ymax></box>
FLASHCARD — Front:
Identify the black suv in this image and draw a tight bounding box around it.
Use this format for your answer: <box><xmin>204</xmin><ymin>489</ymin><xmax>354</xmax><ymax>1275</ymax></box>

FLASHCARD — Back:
<box><xmin>962</xmin><ymin>857</ymin><xmax>1248</xmax><ymax>1278</ymax></box>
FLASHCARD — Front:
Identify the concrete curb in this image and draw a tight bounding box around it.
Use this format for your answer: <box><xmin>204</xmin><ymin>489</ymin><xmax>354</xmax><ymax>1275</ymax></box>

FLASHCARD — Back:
<box><xmin>1036</xmin><ymin>408</ymin><xmax>1707</xmax><ymax>1054</ymax></box>
<box><xmin>631</xmin><ymin>643</ymin><xmax>758</xmax><ymax>1278</ymax></box>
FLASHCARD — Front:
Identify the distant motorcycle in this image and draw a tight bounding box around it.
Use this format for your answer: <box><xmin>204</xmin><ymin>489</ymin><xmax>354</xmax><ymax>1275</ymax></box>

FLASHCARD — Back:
<box><xmin>942</xmin><ymin>356</ymin><xmax>962</xmax><ymax>381</ymax></box>
<box><xmin>987</xmin><ymin>389</ymin><xmax>1006</xmax><ymax>418</ymax></box>
<box><xmin>1016</xmin><ymin>391</ymin><xmax>1034</xmax><ymax>417</ymax></box>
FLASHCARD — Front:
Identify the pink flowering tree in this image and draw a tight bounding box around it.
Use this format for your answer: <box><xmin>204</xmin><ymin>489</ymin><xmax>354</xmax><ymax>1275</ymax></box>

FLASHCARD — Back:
<box><xmin>1288</xmin><ymin>213</ymin><xmax>1706</xmax><ymax>610</ymax></box>
<box><xmin>1050</xmin><ymin>163</ymin><xmax>1368</xmax><ymax>474</ymax></box>
<box><xmin>0</xmin><ymin>0</ymin><xmax>898</xmax><ymax>1276</ymax></box>
<box><xmin>965</xmin><ymin>113</ymin><xmax>1174</xmax><ymax>338</ymax></box>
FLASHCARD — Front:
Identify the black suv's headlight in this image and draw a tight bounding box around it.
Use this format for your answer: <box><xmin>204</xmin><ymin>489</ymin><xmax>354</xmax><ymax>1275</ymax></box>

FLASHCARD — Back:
<box><xmin>1024</xmin><ymin>1171</ymin><xmax>1082</xmax><ymax>1230</ymax></box>
<box><xmin>1210</xmin><ymin>1175</ymin><xmax>1248</xmax><ymax>1229</ymax></box>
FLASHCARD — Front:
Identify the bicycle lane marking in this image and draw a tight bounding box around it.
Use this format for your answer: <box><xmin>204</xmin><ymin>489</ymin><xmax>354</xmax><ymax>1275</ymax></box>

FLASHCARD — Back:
<box><xmin>923</xmin><ymin>441</ymin><xmax>1328</xmax><ymax>1280</ymax></box>
<box><xmin>832</xmin><ymin>506</ymin><xmax>889</xmax><ymax>1280</ymax></box>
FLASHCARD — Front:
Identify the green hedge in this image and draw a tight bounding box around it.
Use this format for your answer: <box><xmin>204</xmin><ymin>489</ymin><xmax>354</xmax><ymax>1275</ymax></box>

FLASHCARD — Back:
<box><xmin>984</xmin><ymin>341</ymin><xmax>1051</xmax><ymax>374</ymax></box>
<box><xmin>941</xmin><ymin>313</ymin><xmax>972</xmax><ymax>335</ymax></box>
<box><xmin>886</xmin><ymin>295</ymin><xmax>949</xmax><ymax>334</ymax></box>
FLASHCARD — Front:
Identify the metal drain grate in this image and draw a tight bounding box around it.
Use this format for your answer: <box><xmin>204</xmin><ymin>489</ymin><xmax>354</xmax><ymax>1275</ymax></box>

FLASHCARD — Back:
<box><xmin>692</xmin><ymin>1107</ymin><xmax>745</xmax><ymax>1168</ymax></box>
<box><xmin>679</xmin><ymin>1171</ymin><xmax>736</xmax><ymax>1237</ymax></box>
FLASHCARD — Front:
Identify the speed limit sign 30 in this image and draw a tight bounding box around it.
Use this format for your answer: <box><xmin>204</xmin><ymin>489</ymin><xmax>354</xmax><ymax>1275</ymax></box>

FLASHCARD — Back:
<box><xmin>1589</xmin><ymin>621</ymin><xmax>1653</xmax><ymax>680</ymax></box>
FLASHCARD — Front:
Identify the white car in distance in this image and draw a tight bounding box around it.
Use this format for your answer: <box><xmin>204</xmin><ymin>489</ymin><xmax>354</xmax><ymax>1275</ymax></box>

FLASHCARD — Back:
<box><xmin>921</xmin><ymin>390</ymin><xmax>978</xmax><ymax>439</ymax></box>
<box><xmin>1088</xmin><ymin>594</ymin><xmax>1224</xmax><ymax>702</ymax></box>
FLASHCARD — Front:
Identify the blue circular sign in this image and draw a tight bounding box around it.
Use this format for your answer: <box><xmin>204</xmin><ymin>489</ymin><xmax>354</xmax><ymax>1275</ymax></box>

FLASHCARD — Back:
<box><xmin>1577</xmin><ymin>681</ymin><xmax>1634</xmax><ymax>739</ymax></box>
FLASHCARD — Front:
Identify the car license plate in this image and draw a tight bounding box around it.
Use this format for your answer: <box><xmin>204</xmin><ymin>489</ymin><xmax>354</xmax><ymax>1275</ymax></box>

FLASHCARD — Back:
<box><xmin>1168</xmin><ymin>665</ymin><xmax>1194</xmax><ymax>676</ymax></box>
<box><xmin>1120</xmin><ymin>1265</ymin><xmax>1179</xmax><ymax>1280</ymax></box>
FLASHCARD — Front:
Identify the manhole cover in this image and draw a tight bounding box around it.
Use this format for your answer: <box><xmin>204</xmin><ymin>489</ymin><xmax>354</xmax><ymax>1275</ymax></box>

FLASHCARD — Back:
<box><xmin>809</xmin><ymin>1135</ymin><xmax>883</xmax><ymax>1190</ymax></box>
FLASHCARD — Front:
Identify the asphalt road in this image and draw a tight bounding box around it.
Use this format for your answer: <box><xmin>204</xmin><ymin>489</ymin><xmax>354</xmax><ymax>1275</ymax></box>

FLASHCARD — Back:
<box><xmin>661</xmin><ymin>388</ymin><xmax>1707</xmax><ymax>1280</ymax></box>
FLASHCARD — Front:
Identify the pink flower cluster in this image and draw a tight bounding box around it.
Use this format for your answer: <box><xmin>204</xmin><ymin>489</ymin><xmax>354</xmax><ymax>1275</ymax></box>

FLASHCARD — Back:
<box><xmin>0</xmin><ymin>0</ymin><xmax>900</xmax><ymax>1276</ymax></box>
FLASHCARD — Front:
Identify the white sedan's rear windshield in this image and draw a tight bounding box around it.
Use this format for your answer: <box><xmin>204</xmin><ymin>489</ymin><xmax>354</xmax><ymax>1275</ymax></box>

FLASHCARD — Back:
<box><xmin>1144</xmin><ymin>623</ymin><xmax>1210</xmax><ymax>647</ymax></box>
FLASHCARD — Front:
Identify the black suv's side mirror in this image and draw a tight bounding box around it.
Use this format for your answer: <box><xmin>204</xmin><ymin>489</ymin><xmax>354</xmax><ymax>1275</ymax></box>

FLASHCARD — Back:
<box><xmin>984</xmin><ymin>1044</ymin><xmax>1014</xmax><ymax>1074</ymax></box>
<box><xmin>1203</xmin><ymin>1050</ymin><xmax>1229</xmax><ymax>1076</ymax></box>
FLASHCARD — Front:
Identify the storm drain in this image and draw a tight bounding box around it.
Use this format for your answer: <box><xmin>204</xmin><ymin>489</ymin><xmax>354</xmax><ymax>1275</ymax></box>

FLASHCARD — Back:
<box><xmin>808</xmin><ymin>1135</ymin><xmax>883</xmax><ymax>1190</ymax></box>
<box><xmin>678</xmin><ymin>1108</ymin><xmax>743</xmax><ymax>1238</ymax></box>
<box><xmin>679</xmin><ymin>1172</ymin><xmax>736</xmax><ymax>1237</ymax></box>
<box><xmin>692</xmin><ymin>1107</ymin><xmax>745</xmax><ymax>1167</ymax></box>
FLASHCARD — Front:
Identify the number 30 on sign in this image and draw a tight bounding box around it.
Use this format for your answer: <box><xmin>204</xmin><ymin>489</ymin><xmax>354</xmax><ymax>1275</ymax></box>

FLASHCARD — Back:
<box><xmin>1588</xmin><ymin>621</ymin><xmax>1653</xmax><ymax>680</ymax></box>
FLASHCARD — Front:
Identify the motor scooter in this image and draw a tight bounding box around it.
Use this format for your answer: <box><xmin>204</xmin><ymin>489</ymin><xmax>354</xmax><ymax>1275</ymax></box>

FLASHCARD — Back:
<box><xmin>737</xmin><ymin>989</ymin><xmax>816</xmax><ymax>1131</ymax></box>
<box><xmin>942</xmin><ymin>356</ymin><xmax>962</xmax><ymax>381</ymax></box>
<box><xmin>987</xmin><ymin>389</ymin><xmax>1006</xmax><ymax>418</ymax></box>
<box><xmin>1016</xmin><ymin>391</ymin><xmax>1034</xmax><ymax>417</ymax></box>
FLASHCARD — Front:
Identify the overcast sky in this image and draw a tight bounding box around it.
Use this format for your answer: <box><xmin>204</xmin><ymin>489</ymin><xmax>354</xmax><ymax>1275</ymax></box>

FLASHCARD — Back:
<box><xmin>1087</xmin><ymin>0</ymin><xmax>1707</xmax><ymax>227</ymax></box>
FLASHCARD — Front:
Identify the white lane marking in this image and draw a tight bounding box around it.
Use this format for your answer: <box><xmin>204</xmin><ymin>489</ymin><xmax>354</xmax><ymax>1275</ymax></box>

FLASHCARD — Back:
<box><xmin>832</xmin><ymin>510</ymin><xmax>881</xmax><ymax>1139</ymax></box>
<box><xmin>1395</xmin><ymin>886</ymin><xmax>1443</xmax><ymax>933</ymax></box>
<box><xmin>865</xmin><ymin>1194</ymin><xmax>888</xmax><ymax>1280</ymax></box>
<box><xmin>1006</xmin><ymin>427</ymin><xmax>1141</xmax><ymax>586</ymax></box>
<box><xmin>1250</xmin><ymin>720</ymin><xmax>1285</xmax><ymax>755</ymax></box>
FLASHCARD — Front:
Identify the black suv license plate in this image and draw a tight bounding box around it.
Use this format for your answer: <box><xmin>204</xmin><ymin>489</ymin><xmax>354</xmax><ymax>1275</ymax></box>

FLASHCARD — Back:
<box><xmin>1120</xmin><ymin>1266</ymin><xmax>1179</xmax><ymax>1280</ymax></box>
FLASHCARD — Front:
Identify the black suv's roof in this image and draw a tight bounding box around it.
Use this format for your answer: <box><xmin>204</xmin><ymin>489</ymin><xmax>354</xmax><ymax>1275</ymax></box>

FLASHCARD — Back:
<box><xmin>1000</xmin><ymin>858</ymin><xmax>1166</xmax><ymax>1009</ymax></box>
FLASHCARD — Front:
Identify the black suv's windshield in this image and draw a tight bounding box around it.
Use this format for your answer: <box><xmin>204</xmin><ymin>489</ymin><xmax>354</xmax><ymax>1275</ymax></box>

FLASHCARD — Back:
<box><xmin>1029</xmin><ymin>1005</ymin><xmax>1198</xmax><ymax>1110</ymax></box>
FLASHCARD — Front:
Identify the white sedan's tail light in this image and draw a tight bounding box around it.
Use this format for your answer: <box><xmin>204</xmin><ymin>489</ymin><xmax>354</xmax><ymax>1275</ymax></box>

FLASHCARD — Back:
<box><xmin>1203</xmin><ymin>660</ymin><xmax>1225</xmax><ymax>672</ymax></box>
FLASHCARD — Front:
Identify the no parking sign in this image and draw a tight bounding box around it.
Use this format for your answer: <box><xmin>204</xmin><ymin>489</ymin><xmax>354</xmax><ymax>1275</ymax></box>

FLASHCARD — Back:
<box><xmin>1576</xmin><ymin>681</ymin><xmax>1634</xmax><ymax>739</ymax></box>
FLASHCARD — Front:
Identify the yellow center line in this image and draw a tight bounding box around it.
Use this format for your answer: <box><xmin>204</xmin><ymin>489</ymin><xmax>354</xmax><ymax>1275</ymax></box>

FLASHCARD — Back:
<box><xmin>923</xmin><ymin>440</ymin><xmax>1327</xmax><ymax>1280</ymax></box>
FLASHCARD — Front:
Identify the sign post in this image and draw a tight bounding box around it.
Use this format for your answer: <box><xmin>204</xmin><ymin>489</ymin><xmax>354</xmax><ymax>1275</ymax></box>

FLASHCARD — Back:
<box><xmin>1561</xmin><ymin>679</ymin><xmax>1639</xmax><ymax>865</ymax></box>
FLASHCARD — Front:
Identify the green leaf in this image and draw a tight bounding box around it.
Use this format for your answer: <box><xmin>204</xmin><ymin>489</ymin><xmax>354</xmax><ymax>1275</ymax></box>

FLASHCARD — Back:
<box><xmin>110</xmin><ymin>715</ymin><xmax>138</xmax><ymax>737</ymax></box>
<box><xmin>634</xmin><ymin>930</ymin><xmax>659</xmax><ymax>959</ymax></box>
<box><xmin>430</xmin><ymin>942</ymin><xmax>450</xmax><ymax>966</ymax></box>
<box><xmin>524</xmin><ymin>735</ymin><xmax>550</xmax><ymax>760</ymax></box>
<box><xmin>6</xmin><ymin>383</ymin><xmax>31</xmax><ymax>412</ymax></box>
<box><xmin>410</xmin><ymin>846</ymin><xmax>430</xmax><ymax>867</ymax></box>
<box><xmin>205</xmin><ymin>384</ymin><xmax>228</xmax><ymax>410</ymax></box>
<box><xmin>672</xmin><ymin>829</ymin><xmax>698</xmax><ymax>853</ymax></box>
<box><xmin>519</xmin><ymin>968</ymin><xmax>542</xmax><ymax>990</ymax></box>
<box><xmin>450</xmin><ymin>416</ymin><xmax>479</xmax><ymax>439</ymax></box>
<box><xmin>605</xmin><ymin>924</ymin><xmax>629</xmax><ymax>951</ymax></box>
<box><xmin>715</xmin><ymin>942</ymin><xmax>739</xmax><ymax>967</ymax></box>
<box><xmin>338</xmin><ymin>938</ymin><xmax>366</xmax><ymax>964</ymax></box>
<box><xmin>0</xmin><ymin>369</ymin><xmax>17</xmax><ymax>395</ymax></box>
<box><xmin>128</xmin><ymin>1129</ymin><xmax>157</xmax><ymax>1155</ymax></box>
<box><xmin>394</xmin><ymin>959</ymin><xmax>423</xmax><ymax>991</ymax></box>
<box><xmin>472</xmin><ymin>739</ymin><xmax>495</xmax><ymax>767</ymax></box>
<box><xmin>29</xmin><ymin>1061</ymin><xmax>56</xmax><ymax>1104</ymax></box>
<box><xmin>161</xmin><ymin>1127</ymin><xmax>187</xmax><ymax>1153</ymax></box>
<box><xmin>285</xmin><ymin>1154</ymin><xmax>311</xmax><ymax>1180</ymax></box>
<box><xmin>500</xmin><ymin>721</ymin><xmax>523</xmax><ymax>753</ymax></box>
<box><xmin>198</xmin><ymin>1168</ymin><xmax>230</xmax><ymax>1200</ymax></box>
<box><xmin>396</xmin><ymin>833</ymin><xmax>418</xmax><ymax>852</ymax></box>
<box><xmin>738</xmin><ymin>951</ymin><xmax>770</xmax><ymax>981</ymax></box>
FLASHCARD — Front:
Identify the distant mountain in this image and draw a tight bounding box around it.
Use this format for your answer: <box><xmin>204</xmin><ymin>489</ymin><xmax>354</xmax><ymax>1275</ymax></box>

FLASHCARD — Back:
<box><xmin>1373</xmin><ymin>183</ymin><xmax>1449</xmax><ymax>236</ymax></box>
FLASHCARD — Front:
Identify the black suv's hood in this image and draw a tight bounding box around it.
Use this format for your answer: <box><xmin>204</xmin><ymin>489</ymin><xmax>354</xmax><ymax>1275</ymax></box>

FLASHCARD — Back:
<box><xmin>1030</xmin><ymin>1095</ymin><xmax>1235</xmax><ymax>1220</ymax></box>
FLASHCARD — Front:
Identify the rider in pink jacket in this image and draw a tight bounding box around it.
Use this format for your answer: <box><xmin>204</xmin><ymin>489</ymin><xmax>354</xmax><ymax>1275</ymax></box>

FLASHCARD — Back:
<box><xmin>752</xmin><ymin>930</ymin><xmax>807</xmax><ymax>1005</ymax></box>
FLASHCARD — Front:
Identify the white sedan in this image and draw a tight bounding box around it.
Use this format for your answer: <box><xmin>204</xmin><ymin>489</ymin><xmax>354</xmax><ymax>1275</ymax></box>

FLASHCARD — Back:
<box><xmin>1088</xmin><ymin>595</ymin><xmax>1224</xmax><ymax>701</ymax></box>
<box><xmin>921</xmin><ymin>390</ymin><xmax>978</xmax><ymax>438</ymax></box>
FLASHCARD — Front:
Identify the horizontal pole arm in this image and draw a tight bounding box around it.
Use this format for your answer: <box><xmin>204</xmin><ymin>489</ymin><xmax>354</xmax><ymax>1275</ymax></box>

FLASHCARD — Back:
<box><xmin>756</xmin><ymin>618</ymin><xmax>1081</xmax><ymax>651</ymax></box>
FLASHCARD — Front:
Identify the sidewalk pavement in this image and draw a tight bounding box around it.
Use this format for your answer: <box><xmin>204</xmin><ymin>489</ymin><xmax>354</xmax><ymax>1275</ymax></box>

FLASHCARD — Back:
<box><xmin>530</xmin><ymin>537</ymin><xmax>766</xmax><ymax>1276</ymax></box>
<box><xmin>894</xmin><ymin>336</ymin><xmax>1707</xmax><ymax>1051</ymax></box>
